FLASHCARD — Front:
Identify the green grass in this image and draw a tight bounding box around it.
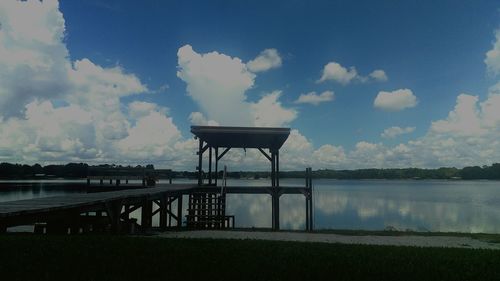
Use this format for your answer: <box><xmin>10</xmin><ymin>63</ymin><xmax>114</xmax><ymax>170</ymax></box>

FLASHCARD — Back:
<box><xmin>1</xmin><ymin>234</ymin><xmax>500</xmax><ymax>281</ymax></box>
<box><xmin>236</xmin><ymin>227</ymin><xmax>500</xmax><ymax>243</ymax></box>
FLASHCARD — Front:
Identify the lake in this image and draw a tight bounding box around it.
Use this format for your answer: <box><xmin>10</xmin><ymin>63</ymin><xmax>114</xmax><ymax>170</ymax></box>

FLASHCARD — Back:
<box><xmin>1</xmin><ymin>178</ymin><xmax>499</xmax><ymax>233</ymax></box>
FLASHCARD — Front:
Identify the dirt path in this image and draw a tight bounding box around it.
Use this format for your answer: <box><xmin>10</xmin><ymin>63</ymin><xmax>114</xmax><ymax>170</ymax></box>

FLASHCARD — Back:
<box><xmin>155</xmin><ymin>230</ymin><xmax>500</xmax><ymax>250</ymax></box>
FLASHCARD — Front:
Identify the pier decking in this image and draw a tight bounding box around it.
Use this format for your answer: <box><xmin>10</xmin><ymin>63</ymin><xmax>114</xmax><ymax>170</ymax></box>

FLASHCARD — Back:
<box><xmin>0</xmin><ymin>183</ymin><xmax>312</xmax><ymax>233</ymax></box>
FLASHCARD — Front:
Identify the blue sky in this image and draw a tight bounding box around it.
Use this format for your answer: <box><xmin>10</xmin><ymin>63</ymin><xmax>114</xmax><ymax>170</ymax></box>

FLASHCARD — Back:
<box><xmin>1</xmin><ymin>0</ymin><xmax>500</xmax><ymax>169</ymax></box>
<box><xmin>60</xmin><ymin>0</ymin><xmax>498</xmax><ymax>148</ymax></box>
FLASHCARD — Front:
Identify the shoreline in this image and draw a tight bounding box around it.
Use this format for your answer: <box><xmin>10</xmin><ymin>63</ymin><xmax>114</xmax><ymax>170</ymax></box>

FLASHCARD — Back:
<box><xmin>154</xmin><ymin>230</ymin><xmax>500</xmax><ymax>250</ymax></box>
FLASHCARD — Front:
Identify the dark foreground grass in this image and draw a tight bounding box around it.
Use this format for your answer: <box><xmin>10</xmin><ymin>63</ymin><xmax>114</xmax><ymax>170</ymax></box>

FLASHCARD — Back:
<box><xmin>0</xmin><ymin>234</ymin><xmax>499</xmax><ymax>281</ymax></box>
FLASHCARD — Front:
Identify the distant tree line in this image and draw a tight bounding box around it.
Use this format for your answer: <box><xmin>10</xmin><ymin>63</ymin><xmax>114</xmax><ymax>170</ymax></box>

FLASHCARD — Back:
<box><xmin>0</xmin><ymin>163</ymin><xmax>154</xmax><ymax>179</ymax></box>
<box><xmin>0</xmin><ymin>162</ymin><xmax>499</xmax><ymax>180</ymax></box>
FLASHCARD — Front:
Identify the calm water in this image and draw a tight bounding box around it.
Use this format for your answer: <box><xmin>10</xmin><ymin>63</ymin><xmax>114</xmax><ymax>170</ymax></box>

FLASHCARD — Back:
<box><xmin>1</xmin><ymin>179</ymin><xmax>500</xmax><ymax>233</ymax></box>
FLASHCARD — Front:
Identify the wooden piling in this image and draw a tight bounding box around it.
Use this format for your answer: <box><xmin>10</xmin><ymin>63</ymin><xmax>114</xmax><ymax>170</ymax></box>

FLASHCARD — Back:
<box><xmin>141</xmin><ymin>200</ymin><xmax>153</xmax><ymax>231</ymax></box>
<box><xmin>159</xmin><ymin>195</ymin><xmax>167</xmax><ymax>230</ymax></box>
<box><xmin>177</xmin><ymin>194</ymin><xmax>183</xmax><ymax>228</ymax></box>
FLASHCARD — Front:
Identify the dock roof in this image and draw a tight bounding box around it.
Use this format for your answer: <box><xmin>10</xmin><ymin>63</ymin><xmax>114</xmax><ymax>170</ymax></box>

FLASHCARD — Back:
<box><xmin>190</xmin><ymin>126</ymin><xmax>290</xmax><ymax>150</ymax></box>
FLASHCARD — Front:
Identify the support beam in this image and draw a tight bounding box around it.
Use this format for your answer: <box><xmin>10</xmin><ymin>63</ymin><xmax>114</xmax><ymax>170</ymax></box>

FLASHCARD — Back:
<box><xmin>120</xmin><ymin>205</ymin><xmax>141</xmax><ymax>219</ymax></box>
<box><xmin>200</xmin><ymin>144</ymin><xmax>209</xmax><ymax>154</ymax></box>
<box><xmin>258</xmin><ymin>148</ymin><xmax>272</xmax><ymax>162</ymax></box>
<box><xmin>217</xmin><ymin>147</ymin><xmax>231</xmax><ymax>161</ymax></box>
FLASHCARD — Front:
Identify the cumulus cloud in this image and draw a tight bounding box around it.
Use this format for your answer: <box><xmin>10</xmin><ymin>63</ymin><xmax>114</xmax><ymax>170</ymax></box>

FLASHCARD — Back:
<box><xmin>0</xmin><ymin>0</ymin><xmax>71</xmax><ymax>117</ymax></box>
<box><xmin>177</xmin><ymin>45</ymin><xmax>296</xmax><ymax>128</ymax></box>
<box><xmin>247</xmin><ymin>48</ymin><xmax>282</xmax><ymax>73</ymax></box>
<box><xmin>431</xmin><ymin>94</ymin><xmax>485</xmax><ymax>136</ymax></box>
<box><xmin>251</xmin><ymin>91</ymin><xmax>297</xmax><ymax>127</ymax></box>
<box><xmin>177</xmin><ymin>44</ymin><xmax>255</xmax><ymax>125</ymax></box>
<box><xmin>381</xmin><ymin>126</ymin><xmax>416</xmax><ymax>139</ymax></box>
<box><xmin>485</xmin><ymin>29</ymin><xmax>500</xmax><ymax>75</ymax></box>
<box><xmin>318</xmin><ymin>62</ymin><xmax>358</xmax><ymax>84</ymax></box>
<box><xmin>374</xmin><ymin>89</ymin><xmax>418</xmax><ymax>111</ymax></box>
<box><xmin>318</xmin><ymin>61</ymin><xmax>388</xmax><ymax>84</ymax></box>
<box><xmin>313</xmin><ymin>144</ymin><xmax>346</xmax><ymax>167</ymax></box>
<box><xmin>294</xmin><ymin>91</ymin><xmax>334</xmax><ymax>105</ymax></box>
<box><xmin>128</xmin><ymin>101</ymin><xmax>168</xmax><ymax>119</ymax></box>
<box><xmin>188</xmin><ymin>112</ymin><xmax>219</xmax><ymax>126</ymax></box>
<box><xmin>369</xmin><ymin>69</ymin><xmax>388</xmax><ymax>82</ymax></box>
<box><xmin>0</xmin><ymin>0</ymin><xmax>185</xmax><ymax>166</ymax></box>
<box><xmin>117</xmin><ymin>110</ymin><xmax>181</xmax><ymax>159</ymax></box>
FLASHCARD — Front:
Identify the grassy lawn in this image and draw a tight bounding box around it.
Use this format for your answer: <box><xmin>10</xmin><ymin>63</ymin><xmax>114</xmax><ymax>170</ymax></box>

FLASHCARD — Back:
<box><xmin>0</xmin><ymin>234</ymin><xmax>499</xmax><ymax>281</ymax></box>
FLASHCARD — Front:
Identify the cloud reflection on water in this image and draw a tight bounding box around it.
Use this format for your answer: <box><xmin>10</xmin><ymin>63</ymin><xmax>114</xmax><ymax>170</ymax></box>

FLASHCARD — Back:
<box><xmin>225</xmin><ymin>180</ymin><xmax>500</xmax><ymax>233</ymax></box>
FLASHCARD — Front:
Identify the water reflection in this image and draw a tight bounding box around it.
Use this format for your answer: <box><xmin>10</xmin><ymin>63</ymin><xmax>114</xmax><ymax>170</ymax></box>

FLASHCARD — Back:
<box><xmin>2</xmin><ymin>179</ymin><xmax>500</xmax><ymax>233</ymax></box>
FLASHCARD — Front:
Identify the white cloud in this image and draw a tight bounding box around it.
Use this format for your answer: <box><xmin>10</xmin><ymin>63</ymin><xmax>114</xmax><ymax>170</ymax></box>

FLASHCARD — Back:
<box><xmin>318</xmin><ymin>61</ymin><xmax>388</xmax><ymax>84</ymax></box>
<box><xmin>0</xmin><ymin>0</ymin><xmax>71</xmax><ymax>117</ymax></box>
<box><xmin>294</xmin><ymin>91</ymin><xmax>334</xmax><ymax>105</ymax></box>
<box><xmin>188</xmin><ymin>112</ymin><xmax>219</xmax><ymax>126</ymax></box>
<box><xmin>430</xmin><ymin>94</ymin><xmax>485</xmax><ymax>136</ymax></box>
<box><xmin>485</xmin><ymin>30</ymin><xmax>500</xmax><ymax>75</ymax></box>
<box><xmin>177</xmin><ymin>44</ymin><xmax>255</xmax><ymax>125</ymax></box>
<box><xmin>369</xmin><ymin>69</ymin><xmax>388</xmax><ymax>82</ymax></box>
<box><xmin>374</xmin><ymin>89</ymin><xmax>418</xmax><ymax>111</ymax></box>
<box><xmin>381</xmin><ymin>126</ymin><xmax>416</xmax><ymax>139</ymax></box>
<box><xmin>247</xmin><ymin>48</ymin><xmax>282</xmax><ymax>73</ymax></box>
<box><xmin>177</xmin><ymin>45</ymin><xmax>296</xmax><ymax>128</ymax></box>
<box><xmin>313</xmin><ymin>144</ymin><xmax>346</xmax><ymax>167</ymax></box>
<box><xmin>117</xmin><ymin>110</ymin><xmax>181</xmax><ymax>159</ymax></box>
<box><xmin>318</xmin><ymin>62</ymin><xmax>358</xmax><ymax>84</ymax></box>
<box><xmin>129</xmin><ymin>101</ymin><xmax>168</xmax><ymax>119</ymax></box>
<box><xmin>251</xmin><ymin>91</ymin><xmax>297</xmax><ymax>127</ymax></box>
<box><xmin>0</xmin><ymin>0</ymin><xmax>186</xmax><ymax>166</ymax></box>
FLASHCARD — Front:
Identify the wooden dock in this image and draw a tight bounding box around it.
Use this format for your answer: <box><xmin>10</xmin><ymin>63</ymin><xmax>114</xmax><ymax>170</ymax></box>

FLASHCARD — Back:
<box><xmin>0</xmin><ymin>183</ymin><xmax>312</xmax><ymax>233</ymax></box>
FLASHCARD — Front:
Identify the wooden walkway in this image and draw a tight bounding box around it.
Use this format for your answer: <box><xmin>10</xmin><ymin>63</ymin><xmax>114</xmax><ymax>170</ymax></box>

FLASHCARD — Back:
<box><xmin>0</xmin><ymin>184</ymin><xmax>312</xmax><ymax>233</ymax></box>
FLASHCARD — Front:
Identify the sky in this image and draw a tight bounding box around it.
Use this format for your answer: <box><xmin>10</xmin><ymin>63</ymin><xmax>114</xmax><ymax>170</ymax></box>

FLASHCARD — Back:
<box><xmin>1</xmin><ymin>0</ymin><xmax>500</xmax><ymax>170</ymax></box>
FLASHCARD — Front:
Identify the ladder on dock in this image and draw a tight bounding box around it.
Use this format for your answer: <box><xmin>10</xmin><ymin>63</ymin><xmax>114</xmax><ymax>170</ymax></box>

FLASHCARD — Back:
<box><xmin>186</xmin><ymin>166</ymin><xmax>234</xmax><ymax>229</ymax></box>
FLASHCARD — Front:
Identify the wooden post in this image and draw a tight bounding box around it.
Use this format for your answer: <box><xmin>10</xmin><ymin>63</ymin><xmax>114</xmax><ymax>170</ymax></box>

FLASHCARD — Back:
<box><xmin>100</xmin><ymin>179</ymin><xmax>103</xmax><ymax>185</ymax></box>
<box><xmin>215</xmin><ymin>147</ymin><xmax>218</xmax><ymax>186</ymax></box>
<box><xmin>274</xmin><ymin>193</ymin><xmax>280</xmax><ymax>230</ymax></box>
<box><xmin>160</xmin><ymin>195</ymin><xmax>167</xmax><ymax>230</ymax></box>
<box><xmin>198</xmin><ymin>139</ymin><xmax>203</xmax><ymax>186</ymax></box>
<box><xmin>306</xmin><ymin>195</ymin><xmax>310</xmax><ymax>231</ymax></box>
<box><xmin>141</xmin><ymin>200</ymin><xmax>153</xmax><ymax>231</ymax></box>
<box><xmin>177</xmin><ymin>194</ymin><xmax>183</xmax><ymax>229</ymax></box>
<box><xmin>168</xmin><ymin>197</ymin><xmax>172</xmax><ymax>227</ymax></box>
<box><xmin>106</xmin><ymin>201</ymin><xmax>122</xmax><ymax>234</ymax></box>
<box><xmin>276</xmin><ymin>150</ymin><xmax>280</xmax><ymax>187</ymax></box>
<box><xmin>208</xmin><ymin>147</ymin><xmax>212</xmax><ymax>185</ymax></box>
<box><xmin>271</xmin><ymin>151</ymin><xmax>276</xmax><ymax>187</ymax></box>
<box><xmin>271</xmin><ymin>193</ymin><xmax>275</xmax><ymax>229</ymax></box>
<box><xmin>87</xmin><ymin>178</ymin><xmax>90</xmax><ymax>185</ymax></box>
<box><xmin>123</xmin><ymin>205</ymin><xmax>130</xmax><ymax>220</ymax></box>
<box><xmin>307</xmin><ymin>167</ymin><xmax>313</xmax><ymax>231</ymax></box>
<box><xmin>109</xmin><ymin>179</ymin><xmax>112</xmax><ymax>185</ymax></box>
<box><xmin>116</xmin><ymin>179</ymin><xmax>120</xmax><ymax>186</ymax></box>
